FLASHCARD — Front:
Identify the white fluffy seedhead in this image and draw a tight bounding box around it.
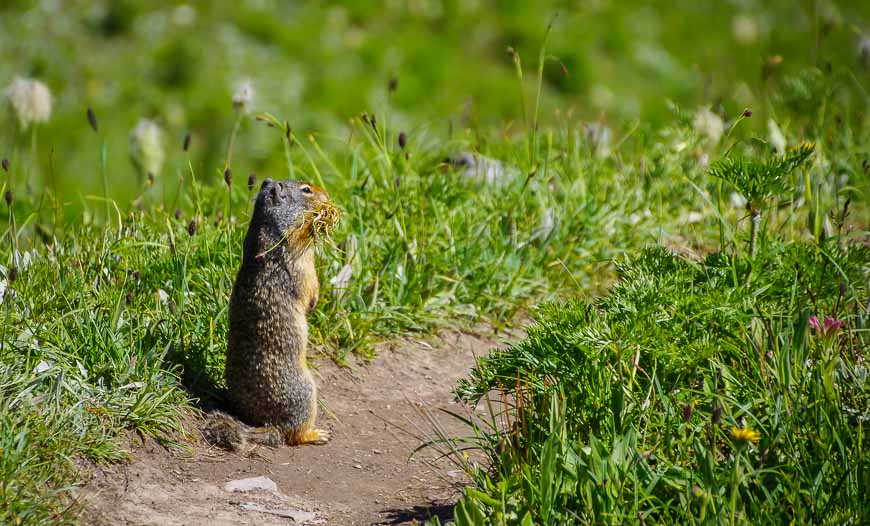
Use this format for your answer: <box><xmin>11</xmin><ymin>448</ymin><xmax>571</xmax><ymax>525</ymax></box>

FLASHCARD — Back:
<box><xmin>5</xmin><ymin>77</ymin><xmax>52</xmax><ymax>129</ymax></box>
<box><xmin>129</xmin><ymin>118</ymin><xmax>165</xmax><ymax>178</ymax></box>
<box><xmin>232</xmin><ymin>80</ymin><xmax>255</xmax><ymax>115</ymax></box>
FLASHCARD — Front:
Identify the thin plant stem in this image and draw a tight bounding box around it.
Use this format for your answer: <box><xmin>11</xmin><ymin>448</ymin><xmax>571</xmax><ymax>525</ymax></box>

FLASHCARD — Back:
<box><xmin>729</xmin><ymin>451</ymin><xmax>741</xmax><ymax>526</ymax></box>
<box><xmin>749</xmin><ymin>208</ymin><xmax>761</xmax><ymax>259</ymax></box>
<box><xmin>226</xmin><ymin>115</ymin><xmax>242</xmax><ymax>170</ymax></box>
<box><xmin>531</xmin><ymin>17</ymin><xmax>555</xmax><ymax>168</ymax></box>
<box><xmin>29</xmin><ymin>126</ymin><xmax>37</xmax><ymax>196</ymax></box>
<box><xmin>1</xmin><ymin>295</ymin><xmax>8</xmax><ymax>353</ymax></box>
<box><xmin>716</xmin><ymin>180</ymin><xmax>725</xmax><ymax>252</ymax></box>
<box><xmin>101</xmin><ymin>139</ymin><xmax>109</xmax><ymax>228</ymax></box>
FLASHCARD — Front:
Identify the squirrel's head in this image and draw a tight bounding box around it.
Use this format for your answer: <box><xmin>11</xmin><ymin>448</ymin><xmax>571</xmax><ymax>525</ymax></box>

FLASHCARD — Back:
<box><xmin>246</xmin><ymin>178</ymin><xmax>331</xmax><ymax>261</ymax></box>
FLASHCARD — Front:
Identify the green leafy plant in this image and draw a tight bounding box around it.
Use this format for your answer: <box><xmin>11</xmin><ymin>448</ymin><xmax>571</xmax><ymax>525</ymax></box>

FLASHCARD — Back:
<box><xmin>709</xmin><ymin>142</ymin><xmax>814</xmax><ymax>258</ymax></box>
<box><xmin>440</xmin><ymin>240</ymin><xmax>869</xmax><ymax>525</ymax></box>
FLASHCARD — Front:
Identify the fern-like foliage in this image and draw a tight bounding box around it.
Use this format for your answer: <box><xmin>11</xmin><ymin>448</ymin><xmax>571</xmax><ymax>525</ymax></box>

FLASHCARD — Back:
<box><xmin>709</xmin><ymin>142</ymin><xmax>815</xmax><ymax>210</ymax></box>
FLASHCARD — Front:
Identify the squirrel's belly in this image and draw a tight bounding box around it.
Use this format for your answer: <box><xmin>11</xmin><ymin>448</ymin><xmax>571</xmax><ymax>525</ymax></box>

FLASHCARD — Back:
<box><xmin>225</xmin><ymin>317</ymin><xmax>314</xmax><ymax>430</ymax></box>
<box><xmin>226</xmin><ymin>344</ymin><xmax>314</xmax><ymax>429</ymax></box>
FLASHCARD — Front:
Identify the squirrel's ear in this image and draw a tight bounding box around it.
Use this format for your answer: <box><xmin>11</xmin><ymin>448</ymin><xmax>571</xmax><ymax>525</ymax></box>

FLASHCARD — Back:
<box><xmin>260</xmin><ymin>178</ymin><xmax>274</xmax><ymax>191</ymax></box>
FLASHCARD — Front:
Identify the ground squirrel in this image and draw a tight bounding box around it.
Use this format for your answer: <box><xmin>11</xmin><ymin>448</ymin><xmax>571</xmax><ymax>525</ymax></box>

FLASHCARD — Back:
<box><xmin>204</xmin><ymin>178</ymin><xmax>336</xmax><ymax>450</ymax></box>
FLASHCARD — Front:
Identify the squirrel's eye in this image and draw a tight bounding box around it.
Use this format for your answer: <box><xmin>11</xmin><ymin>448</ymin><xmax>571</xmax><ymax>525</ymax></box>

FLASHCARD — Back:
<box><xmin>300</xmin><ymin>186</ymin><xmax>313</xmax><ymax>194</ymax></box>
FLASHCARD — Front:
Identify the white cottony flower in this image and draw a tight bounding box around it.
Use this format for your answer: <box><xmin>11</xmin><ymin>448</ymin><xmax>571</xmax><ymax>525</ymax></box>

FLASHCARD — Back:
<box><xmin>5</xmin><ymin>77</ymin><xmax>52</xmax><ymax>129</ymax></box>
<box><xmin>532</xmin><ymin>207</ymin><xmax>555</xmax><ymax>241</ymax></box>
<box><xmin>12</xmin><ymin>249</ymin><xmax>38</xmax><ymax>270</ymax></box>
<box><xmin>730</xmin><ymin>192</ymin><xmax>747</xmax><ymax>209</ymax></box>
<box><xmin>768</xmin><ymin>119</ymin><xmax>786</xmax><ymax>153</ymax></box>
<box><xmin>453</xmin><ymin>152</ymin><xmax>520</xmax><ymax>187</ymax></box>
<box><xmin>172</xmin><ymin>4</ymin><xmax>197</xmax><ymax>26</ymax></box>
<box><xmin>583</xmin><ymin>122</ymin><xmax>612</xmax><ymax>158</ymax></box>
<box><xmin>693</xmin><ymin>107</ymin><xmax>724</xmax><ymax>143</ymax></box>
<box><xmin>330</xmin><ymin>263</ymin><xmax>353</xmax><ymax>299</ymax></box>
<box><xmin>732</xmin><ymin>14</ymin><xmax>759</xmax><ymax>45</ymax></box>
<box><xmin>129</xmin><ymin>118</ymin><xmax>165</xmax><ymax>178</ymax></box>
<box><xmin>678</xmin><ymin>211</ymin><xmax>704</xmax><ymax>225</ymax></box>
<box><xmin>858</xmin><ymin>37</ymin><xmax>870</xmax><ymax>69</ymax></box>
<box><xmin>232</xmin><ymin>80</ymin><xmax>255</xmax><ymax>114</ymax></box>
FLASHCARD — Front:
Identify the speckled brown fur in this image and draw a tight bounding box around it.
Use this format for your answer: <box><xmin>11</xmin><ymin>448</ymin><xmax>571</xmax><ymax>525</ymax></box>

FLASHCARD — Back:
<box><xmin>220</xmin><ymin>178</ymin><xmax>331</xmax><ymax>447</ymax></box>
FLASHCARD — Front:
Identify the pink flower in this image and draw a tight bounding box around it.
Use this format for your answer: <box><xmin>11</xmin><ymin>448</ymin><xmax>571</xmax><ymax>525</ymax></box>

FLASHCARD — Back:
<box><xmin>808</xmin><ymin>315</ymin><xmax>843</xmax><ymax>337</ymax></box>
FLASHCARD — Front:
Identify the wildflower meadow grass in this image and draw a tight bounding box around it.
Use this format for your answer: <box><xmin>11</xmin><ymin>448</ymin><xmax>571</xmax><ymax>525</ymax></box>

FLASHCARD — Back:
<box><xmin>1</xmin><ymin>1</ymin><xmax>869</xmax><ymax>524</ymax></box>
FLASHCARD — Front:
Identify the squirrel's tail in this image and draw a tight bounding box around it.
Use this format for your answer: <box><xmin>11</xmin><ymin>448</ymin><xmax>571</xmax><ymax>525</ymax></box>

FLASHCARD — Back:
<box><xmin>202</xmin><ymin>411</ymin><xmax>284</xmax><ymax>451</ymax></box>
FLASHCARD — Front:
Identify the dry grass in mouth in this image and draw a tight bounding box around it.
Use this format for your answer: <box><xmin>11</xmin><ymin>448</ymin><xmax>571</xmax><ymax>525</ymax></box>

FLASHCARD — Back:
<box><xmin>256</xmin><ymin>199</ymin><xmax>342</xmax><ymax>259</ymax></box>
<box><xmin>304</xmin><ymin>199</ymin><xmax>342</xmax><ymax>242</ymax></box>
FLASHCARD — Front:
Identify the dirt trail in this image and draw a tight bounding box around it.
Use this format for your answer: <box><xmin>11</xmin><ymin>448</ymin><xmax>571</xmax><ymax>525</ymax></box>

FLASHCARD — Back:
<box><xmin>82</xmin><ymin>330</ymin><xmax>512</xmax><ymax>525</ymax></box>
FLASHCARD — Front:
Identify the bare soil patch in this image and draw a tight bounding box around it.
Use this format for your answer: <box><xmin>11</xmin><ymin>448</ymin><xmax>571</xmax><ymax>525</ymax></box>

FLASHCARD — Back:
<box><xmin>81</xmin><ymin>329</ymin><xmax>515</xmax><ymax>525</ymax></box>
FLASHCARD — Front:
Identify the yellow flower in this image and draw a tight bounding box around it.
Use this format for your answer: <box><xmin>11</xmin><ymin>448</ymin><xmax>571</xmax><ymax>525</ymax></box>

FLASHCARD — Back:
<box><xmin>731</xmin><ymin>426</ymin><xmax>761</xmax><ymax>443</ymax></box>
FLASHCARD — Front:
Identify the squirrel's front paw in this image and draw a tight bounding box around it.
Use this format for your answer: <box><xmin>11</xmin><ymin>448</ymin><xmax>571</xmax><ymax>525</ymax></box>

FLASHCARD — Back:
<box><xmin>292</xmin><ymin>427</ymin><xmax>331</xmax><ymax>446</ymax></box>
<box><xmin>308</xmin><ymin>428</ymin><xmax>331</xmax><ymax>445</ymax></box>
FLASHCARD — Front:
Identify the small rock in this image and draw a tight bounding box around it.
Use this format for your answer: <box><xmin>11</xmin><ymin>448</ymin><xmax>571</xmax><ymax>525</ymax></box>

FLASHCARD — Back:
<box><xmin>223</xmin><ymin>476</ymin><xmax>278</xmax><ymax>493</ymax></box>
<box><xmin>353</xmin><ymin>464</ymin><xmax>362</xmax><ymax>469</ymax></box>
<box><xmin>239</xmin><ymin>502</ymin><xmax>316</xmax><ymax>523</ymax></box>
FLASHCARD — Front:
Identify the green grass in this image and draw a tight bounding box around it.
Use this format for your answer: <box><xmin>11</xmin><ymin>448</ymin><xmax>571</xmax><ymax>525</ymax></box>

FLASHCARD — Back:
<box><xmin>421</xmin><ymin>74</ymin><xmax>870</xmax><ymax>526</ymax></box>
<box><xmin>440</xmin><ymin>240</ymin><xmax>868</xmax><ymax>524</ymax></box>
<box><xmin>2</xmin><ymin>1</ymin><xmax>869</xmax><ymax>202</ymax></box>
<box><xmin>1</xmin><ymin>1</ymin><xmax>869</xmax><ymax>524</ymax></box>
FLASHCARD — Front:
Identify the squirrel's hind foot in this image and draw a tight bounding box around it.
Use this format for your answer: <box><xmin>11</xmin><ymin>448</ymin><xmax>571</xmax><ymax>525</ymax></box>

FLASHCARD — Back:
<box><xmin>202</xmin><ymin>412</ymin><xmax>246</xmax><ymax>451</ymax></box>
<box><xmin>202</xmin><ymin>412</ymin><xmax>284</xmax><ymax>452</ymax></box>
<box><xmin>289</xmin><ymin>427</ymin><xmax>331</xmax><ymax>446</ymax></box>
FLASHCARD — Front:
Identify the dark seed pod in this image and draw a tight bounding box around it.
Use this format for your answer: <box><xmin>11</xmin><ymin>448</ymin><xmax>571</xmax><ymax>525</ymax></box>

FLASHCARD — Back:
<box><xmin>388</xmin><ymin>76</ymin><xmax>398</xmax><ymax>93</ymax></box>
<box><xmin>8</xmin><ymin>266</ymin><xmax>18</xmax><ymax>283</ymax></box>
<box><xmin>1</xmin><ymin>159</ymin><xmax>8</xmax><ymax>172</ymax></box>
<box><xmin>247</xmin><ymin>173</ymin><xmax>256</xmax><ymax>190</ymax></box>
<box><xmin>87</xmin><ymin>107</ymin><xmax>98</xmax><ymax>132</ymax></box>
<box><xmin>224</xmin><ymin>168</ymin><xmax>232</xmax><ymax>188</ymax></box>
<box><xmin>682</xmin><ymin>403</ymin><xmax>693</xmax><ymax>422</ymax></box>
<box><xmin>126</xmin><ymin>292</ymin><xmax>133</xmax><ymax>305</ymax></box>
<box><xmin>174</xmin><ymin>208</ymin><xmax>183</xmax><ymax>220</ymax></box>
<box><xmin>742</xmin><ymin>108</ymin><xmax>753</xmax><ymax>117</ymax></box>
<box><xmin>187</xmin><ymin>219</ymin><xmax>197</xmax><ymax>236</ymax></box>
<box><xmin>398</xmin><ymin>132</ymin><xmax>407</xmax><ymax>149</ymax></box>
<box><xmin>839</xmin><ymin>282</ymin><xmax>846</xmax><ymax>296</ymax></box>
<box><xmin>4</xmin><ymin>190</ymin><xmax>12</xmax><ymax>207</ymax></box>
<box><xmin>711</xmin><ymin>405</ymin><xmax>722</xmax><ymax>424</ymax></box>
<box><xmin>133</xmin><ymin>270</ymin><xmax>140</xmax><ymax>281</ymax></box>
<box><xmin>183</xmin><ymin>132</ymin><xmax>191</xmax><ymax>152</ymax></box>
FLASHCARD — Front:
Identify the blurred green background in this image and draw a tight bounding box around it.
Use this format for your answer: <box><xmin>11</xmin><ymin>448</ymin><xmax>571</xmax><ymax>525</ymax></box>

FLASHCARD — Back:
<box><xmin>1</xmin><ymin>0</ymin><xmax>868</xmax><ymax>205</ymax></box>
